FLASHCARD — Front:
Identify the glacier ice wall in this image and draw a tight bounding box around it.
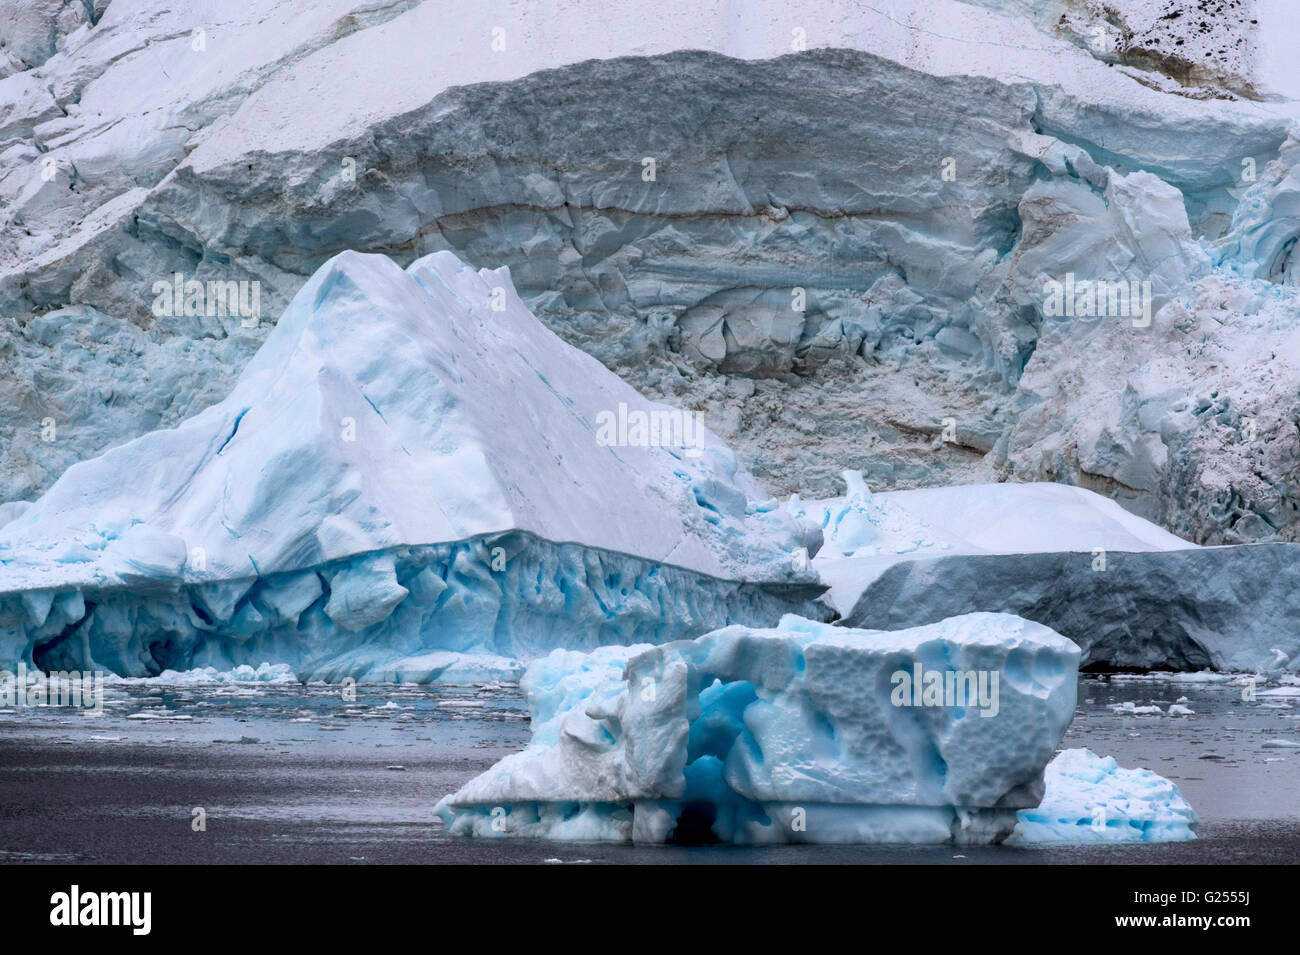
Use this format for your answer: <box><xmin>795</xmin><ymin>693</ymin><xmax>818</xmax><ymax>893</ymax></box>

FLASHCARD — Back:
<box><xmin>3</xmin><ymin>0</ymin><xmax>1300</xmax><ymax>544</ymax></box>
<box><xmin>435</xmin><ymin>612</ymin><xmax>1081</xmax><ymax>844</ymax></box>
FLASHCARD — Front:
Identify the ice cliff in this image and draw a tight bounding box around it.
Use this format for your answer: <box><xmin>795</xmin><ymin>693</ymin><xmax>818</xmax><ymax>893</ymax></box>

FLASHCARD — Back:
<box><xmin>0</xmin><ymin>249</ymin><xmax>825</xmax><ymax>679</ymax></box>
<box><xmin>436</xmin><ymin>612</ymin><xmax>1082</xmax><ymax>844</ymax></box>
<box><xmin>5</xmin><ymin>0</ymin><xmax>1300</xmax><ymax>547</ymax></box>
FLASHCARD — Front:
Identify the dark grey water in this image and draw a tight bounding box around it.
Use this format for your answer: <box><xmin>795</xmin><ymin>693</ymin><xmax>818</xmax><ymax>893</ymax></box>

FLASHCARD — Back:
<box><xmin>0</xmin><ymin>673</ymin><xmax>1297</xmax><ymax>864</ymax></box>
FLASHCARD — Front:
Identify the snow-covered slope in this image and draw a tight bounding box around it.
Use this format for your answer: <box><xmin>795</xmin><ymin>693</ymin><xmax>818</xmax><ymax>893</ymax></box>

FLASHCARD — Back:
<box><xmin>4</xmin><ymin>0</ymin><xmax>1300</xmax><ymax>547</ymax></box>
<box><xmin>0</xmin><ymin>249</ymin><xmax>826</xmax><ymax>678</ymax></box>
<box><xmin>878</xmin><ymin>483</ymin><xmax>1195</xmax><ymax>554</ymax></box>
<box><xmin>965</xmin><ymin>0</ymin><xmax>1264</xmax><ymax>99</ymax></box>
<box><xmin>806</xmin><ymin>474</ymin><xmax>1194</xmax><ymax>558</ymax></box>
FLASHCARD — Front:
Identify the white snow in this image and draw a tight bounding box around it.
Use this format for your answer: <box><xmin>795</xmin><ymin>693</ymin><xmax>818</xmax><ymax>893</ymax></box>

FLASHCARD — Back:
<box><xmin>1250</xmin><ymin>0</ymin><xmax>1300</xmax><ymax>100</ymax></box>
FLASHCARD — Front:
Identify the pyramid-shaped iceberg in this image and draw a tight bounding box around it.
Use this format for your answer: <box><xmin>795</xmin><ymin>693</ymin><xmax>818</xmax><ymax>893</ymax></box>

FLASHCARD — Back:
<box><xmin>0</xmin><ymin>251</ymin><xmax>825</xmax><ymax>680</ymax></box>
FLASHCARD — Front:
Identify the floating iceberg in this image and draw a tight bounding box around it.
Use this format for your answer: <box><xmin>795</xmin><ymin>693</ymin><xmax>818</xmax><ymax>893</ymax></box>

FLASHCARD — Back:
<box><xmin>842</xmin><ymin>542</ymin><xmax>1300</xmax><ymax>673</ymax></box>
<box><xmin>797</xmin><ymin>472</ymin><xmax>1300</xmax><ymax>673</ymax></box>
<box><xmin>795</xmin><ymin>471</ymin><xmax>1194</xmax><ymax>617</ymax></box>
<box><xmin>1009</xmin><ymin>748</ymin><xmax>1199</xmax><ymax>845</ymax></box>
<box><xmin>435</xmin><ymin>612</ymin><xmax>1081</xmax><ymax>844</ymax></box>
<box><xmin>105</xmin><ymin>662</ymin><xmax>300</xmax><ymax>686</ymax></box>
<box><xmin>0</xmin><ymin>250</ymin><xmax>826</xmax><ymax>680</ymax></box>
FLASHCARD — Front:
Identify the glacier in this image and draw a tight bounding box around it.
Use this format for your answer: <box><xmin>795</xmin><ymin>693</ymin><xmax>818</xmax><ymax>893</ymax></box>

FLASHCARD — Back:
<box><xmin>3</xmin><ymin>0</ymin><xmax>1270</xmax><ymax>860</ymax></box>
<box><xmin>5</xmin><ymin>0</ymin><xmax>1300</xmax><ymax>549</ymax></box>
<box><xmin>0</xmin><ymin>248</ymin><xmax>827</xmax><ymax>680</ymax></box>
<box><xmin>435</xmin><ymin>612</ymin><xmax>1083</xmax><ymax>845</ymax></box>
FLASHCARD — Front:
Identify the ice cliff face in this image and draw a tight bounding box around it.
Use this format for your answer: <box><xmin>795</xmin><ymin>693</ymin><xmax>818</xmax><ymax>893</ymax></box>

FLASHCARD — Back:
<box><xmin>0</xmin><ymin>249</ymin><xmax>825</xmax><ymax>678</ymax></box>
<box><xmin>4</xmin><ymin>0</ymin><xmax>1300</xmax><ymax>545</ymax></box>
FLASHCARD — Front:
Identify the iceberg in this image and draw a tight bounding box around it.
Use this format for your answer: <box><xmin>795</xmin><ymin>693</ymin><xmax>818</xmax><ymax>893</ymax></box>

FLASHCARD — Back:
<box><xmin>842</xmin><ymin>542</ymin><xmax>1300</xmax><ymax>673</ymax></box>
<box><xmin>435</xmin><ymin>611</ymin><xmax>1081</xmax><ymax>844</ymax></box>
<box><xmin>796</xmin><ymin>471</ymin><xmax>1194</xmax><ymax>618</ymax></box>
<box><xmin>795</xmin><ymin>471</ymin><xmax>1300</xmax><ymax>674</ymax></box>
<box><xmin>1009</xmin><ymin>748</ymin><xmax>1199</xmax><ymax>845</ymax></box>
<box><xmin>0</xmin><ymin>250</ymin><xmax>826</xmax><ymax>680</ymax></box>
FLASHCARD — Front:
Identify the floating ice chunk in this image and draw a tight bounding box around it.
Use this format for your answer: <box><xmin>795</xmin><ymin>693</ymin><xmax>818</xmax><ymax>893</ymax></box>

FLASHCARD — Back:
<box><xmin>843</xmin><ymin>542</ymin><xmax>1300</xmax><ymax>673</ymax></box>
<box><xmin>1109</xmin><ymin>701</ymin><xmax>1165</xmax><ymax>716</ymax></box>
<box><xmin>106</xmin><ymin>662</ymin><xmax>299</xmax><ymax>685</ymax></box>
<box><xmin>368</xmin><ymin>651</ymin><xmax>525</xmax><ymax>686</ymax></box>
<box><xmin>125</xmin><ymin>711</ymin><xmax>193</xmax><ymax>721</ymax></box>
<box><xmin>1110</xmin><ymin>671</ymin><xmax>1233</xmax><ymax>684</ymax></box>
<box><xmin>436</xmin><ymin>611</ymin><xmax>1081</xmax><ymax>844</ymax></box>
<box><xmin>1008</xmin><ymin>748</ymin><xmax>1198</xmax><ymax>845</ymax></box>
